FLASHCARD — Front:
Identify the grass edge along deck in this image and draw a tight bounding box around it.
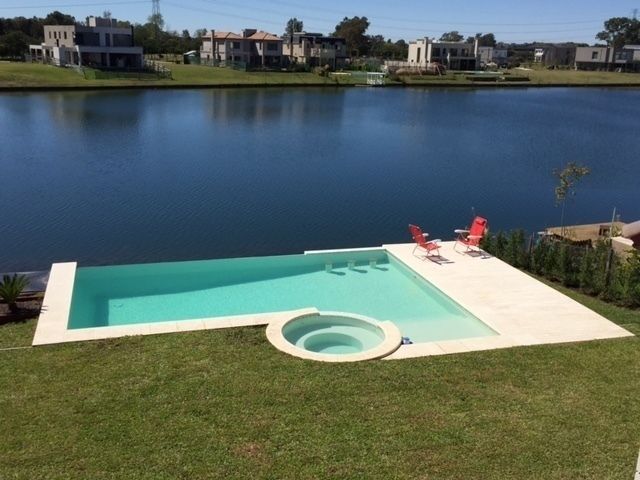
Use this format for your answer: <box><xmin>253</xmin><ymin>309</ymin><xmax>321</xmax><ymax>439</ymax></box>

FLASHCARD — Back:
<box><xmin>32</xmin><ymin>242</ymin><xmax>633</xmax><ymax>360</ymax></box>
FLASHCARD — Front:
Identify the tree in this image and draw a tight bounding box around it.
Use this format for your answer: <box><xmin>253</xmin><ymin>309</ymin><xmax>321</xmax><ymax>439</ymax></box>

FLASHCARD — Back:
<box><xmin>44</xmin><ymin>11</ymin><xmax>75</xmax><ymax>25</ymax></box>
<box><xmin>478</xmin><ymin>33</ymin><xmax>496</xmax><ymax>47</ymax></box>
<box><xmin>0</xmin><ymin>274</ymin><xmax>29</xmax><ymax>314</ymax></box>
<box><xmin>439</xmin><ymin>31</ymin><xmax>463</xmax><ymax>42</ymax></box>
<box><xmin>285</xmin><ymin>17</ymin><xmax>303</xmax><ymax>36</ymax></box>
<box><xmin>148</xmin><ymin>12</ymin><xmax>165</xmax><ymax>33</ymax></box>
<box><xmin>553</xmin><ymin>162</ymin><xmax>590</xmax><ymax>236</ymax></box>
<box><xmin>596</xmin><ymin>17</ymin><xmax>640</xmax><ymax>49</ymax></box>
<box><xmin>465</xmin><ymin>32</ymin><xmax>496</xmax><ymax>46</ymax></box>
<box><xmin>333</xmin><ymin>16</ymin><xmax>370</xmax><ymax>56</ymax></box>
<box><xmin>0</xmin><ymin>31</ymin><xmax>29</xmax><ymax>57</ymax></box>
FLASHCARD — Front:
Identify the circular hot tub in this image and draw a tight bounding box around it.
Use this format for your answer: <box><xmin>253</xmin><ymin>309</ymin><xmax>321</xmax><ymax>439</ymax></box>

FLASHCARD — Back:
<box><xmin>266</xmin><ymin>311</ymin><xmax>402</xmax><ymax>362</ymax></box>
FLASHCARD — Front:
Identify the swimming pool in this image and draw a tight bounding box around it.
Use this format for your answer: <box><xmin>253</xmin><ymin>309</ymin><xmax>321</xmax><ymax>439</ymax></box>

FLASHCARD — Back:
<box><xmin>68</xmin><ymin>249</ymin><xmax>495</xmax><ymax>344</ymax></box>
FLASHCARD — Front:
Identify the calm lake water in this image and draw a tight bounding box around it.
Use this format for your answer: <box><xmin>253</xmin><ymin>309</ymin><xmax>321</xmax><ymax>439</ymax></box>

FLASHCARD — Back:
<box><xmin>1</xmin><ymin>87</ymin><xmax>639</xmax><ymax>271</ymax></box>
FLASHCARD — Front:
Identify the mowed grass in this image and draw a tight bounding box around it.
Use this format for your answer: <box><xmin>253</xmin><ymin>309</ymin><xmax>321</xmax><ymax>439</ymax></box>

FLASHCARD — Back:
<box><xmin>3</xmin><ymin>61</ymin><xmax>640</xmax><ymax>89</ymax></box>
<box><xmin>402</xmin><ymin>68</ymin><xmax>640</xmax><ymax>86</ymax></box>
<box><xmin>0</xmin><ymin>285</ymin><xmax>639</xmax><ymax>479</ymax></box>
<box><xmin>0</xmin><ymin>62</ymin><xmax>355</xmax><ymax>88</ymax></box>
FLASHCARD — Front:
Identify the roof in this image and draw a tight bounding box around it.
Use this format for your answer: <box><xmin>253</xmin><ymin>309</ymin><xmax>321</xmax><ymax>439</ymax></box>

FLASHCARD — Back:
<box><xmin>248</xmin><ymin>31</ymin><xmax>280</xmax><ymax>41</ymax></box>
<box><xmin>210</xmin><ymin>31</ymin><xmax>242</xmax><ymax>40</ymax></box>
<box><xmin>623</xmin><ymin>45</ymin><xmax>640</xmax><ymax>50</ymax></box>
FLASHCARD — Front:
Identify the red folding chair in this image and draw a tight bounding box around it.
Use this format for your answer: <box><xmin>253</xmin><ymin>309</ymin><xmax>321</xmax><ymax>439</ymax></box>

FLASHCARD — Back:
<box><xmin>409</xmin><ymin>224</ymin><xmax>441</xmax><ymax>257</ymax></box>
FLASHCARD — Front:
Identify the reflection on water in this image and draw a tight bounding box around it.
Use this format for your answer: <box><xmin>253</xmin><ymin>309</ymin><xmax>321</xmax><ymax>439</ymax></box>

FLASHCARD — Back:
<box><xmin>205</xmin><ymin>88</ymin><xmax>346</xmax><ymax>125</ymax></box>
<box><xmin>0</xmin><ymin>87</ymin><xmax>639</xmax><ymax>271</ymax></box>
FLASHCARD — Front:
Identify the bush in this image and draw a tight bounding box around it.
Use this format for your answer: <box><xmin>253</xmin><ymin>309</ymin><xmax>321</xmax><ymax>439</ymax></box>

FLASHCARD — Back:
<box><xmin>0</xmin><ymin>274</ymin><xmax>29</xmax><ymax>313</ymax></box>
<box><xmin>485</xmin><ymin>231</ymin><xmax>639</xmax><ymax>309</ymax></box>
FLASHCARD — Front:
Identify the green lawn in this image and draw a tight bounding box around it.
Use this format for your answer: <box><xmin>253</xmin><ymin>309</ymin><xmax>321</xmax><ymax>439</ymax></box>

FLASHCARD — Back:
<box><xmin>3</xmin><ymin>61</ymin><xmax>640</xmax><ymax>89</ymax></box>
<box><xmin>401</xmin><ymin>67</ymin><xmax>640</xmax><ymax>86</ymax></box>
<box><xmin>0</xmin><ymin>282</ymin><xmax>638</xmax><ymax>479</ymax></box>
<box><xmin>0</xmin><ymin>62</ymin><xmax>355</xmax><ymax>88</ymax></box>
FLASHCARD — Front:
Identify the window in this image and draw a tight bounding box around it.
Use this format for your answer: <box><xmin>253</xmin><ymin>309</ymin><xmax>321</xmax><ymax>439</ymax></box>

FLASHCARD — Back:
<box><xmin>433</xmin><ymin>48</ymin><xmax>440</xmax><ymax>56</ymax></box>
<box><xmin>54</xmin><ymin>31</ymin><xmax>57</xmax><ymax>39</ymax></box>
<box><xmin>267</xmin><ymin>42</ymin><xmax>278</xmax><ymax>51</ymax></box>
<box><xmin>416</xmin><ymin>47</ymin><xmax>421</xmax><ymax>60</ymax></box>
<box><xmin>233</xmin><ymin>41</ymin><xmax>240</xmax><ymax>49</ymax></box>
<box><xmin>450</xmin><ymin>48</ymin><xmax>458</xmax><ymax>56</ymax></box>
<box><xmin>591</xmin><ymin>51</ymin><xmax>598</xmax><ymax>60</ymax></box>
<box><xmin>64</xmin><ymin>31</ymin><xmax>67</xmax><ymax>39</ymax></box>
<box><xmin>48</xmin><ymin>31</ymin><xmax>51</xmax><ymax>39</ymax></box>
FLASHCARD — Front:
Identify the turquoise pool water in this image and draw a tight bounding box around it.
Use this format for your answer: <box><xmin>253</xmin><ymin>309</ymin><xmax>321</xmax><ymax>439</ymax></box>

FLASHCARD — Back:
<box><xmin>68</xmin><ymin>250</ymin><xmax>496</xmax><ymax>343</ymax></box>
<box><xmin>283</xmin><ymin>314</ymin><xmax>387</xmax><ymax>355</ymax></box>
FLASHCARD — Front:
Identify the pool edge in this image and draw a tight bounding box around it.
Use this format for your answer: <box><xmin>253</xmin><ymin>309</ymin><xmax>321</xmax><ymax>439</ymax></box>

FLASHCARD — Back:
<box><xmin>33</xmin><ymin>262</ymin><xmax>77</xmax><ymax>346</ymax></box>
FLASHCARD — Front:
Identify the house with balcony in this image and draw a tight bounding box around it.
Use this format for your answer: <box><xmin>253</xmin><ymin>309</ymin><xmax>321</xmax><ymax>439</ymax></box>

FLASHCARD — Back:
<box><xmin>200</xmin><ymin>29</ymin><xmax>283</xmax><ymax>68</ymax></box>
<box><xmin>282</xmin><ymin>32</ymin><xmax>347</xmax><ymax>69</ymax></box>
<box><xmin>407</xmin><ymin>37</ymin><xmax>479</xmax><ymax>70</ymax></box>
<box><xmin>29</xmin><ymin>16</ymin><xmax>142</xmax><ymax>68</ymax></box>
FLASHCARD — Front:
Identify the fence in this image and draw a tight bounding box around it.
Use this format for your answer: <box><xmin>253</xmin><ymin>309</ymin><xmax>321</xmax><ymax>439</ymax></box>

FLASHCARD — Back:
<box><xmin>81</xmin><ymin>61</ymin><xmax>172</xmax><ymax>80</ymax></box>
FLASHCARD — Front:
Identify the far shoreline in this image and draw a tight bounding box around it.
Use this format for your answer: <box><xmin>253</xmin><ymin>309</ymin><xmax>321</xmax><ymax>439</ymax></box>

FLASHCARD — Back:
<box><xmin>2</xmin><ymin>82</ymin><xmax>640</xmax><ymax>93</ymax></box>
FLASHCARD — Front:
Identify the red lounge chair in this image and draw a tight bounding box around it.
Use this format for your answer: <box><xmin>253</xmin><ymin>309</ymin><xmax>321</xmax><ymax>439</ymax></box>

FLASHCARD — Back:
<box><xmin>454</xmin><ymin>216</ymin><xmax>488</xmax><ymax>253</ymax></box>
<box><xmin>409</xmin><ymin>224</ymin><xmax>441</xmax><ymax>257</ymax></box>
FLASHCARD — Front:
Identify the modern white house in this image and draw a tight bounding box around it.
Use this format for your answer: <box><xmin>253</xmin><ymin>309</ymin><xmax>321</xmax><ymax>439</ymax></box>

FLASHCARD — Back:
<box><xmin>29</xmin><ymin>16</ymin><xmax>143</xmax><ymax>68</ymax></box>
<box><xmin>407</xmin><ymin>37</ymin><xmax>480</xmax><ymax>70</ymax></box>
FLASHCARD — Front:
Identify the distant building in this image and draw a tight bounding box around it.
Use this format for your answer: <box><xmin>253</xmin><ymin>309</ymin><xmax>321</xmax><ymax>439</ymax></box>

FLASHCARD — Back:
<box><xmin>200</xmin><ymin>29</ymin><xmax>283</xmax><ymax>68</ymax></box>
<box><xmin>29</xmin><ymin>16</ymin><xmax>142</xmax><ymax>68</ymax></box>
<box><xmin>478</xmin><ymin>46</ymin><xmax>510</xmax><ymax>66</ymax></box>
<box><xmin>408</xmin><ymin>37</ymin><xmax>479</xmax><ymax>70</ymax></box>
<box><xmin>533</xmin><ymin>44</ymin><xmax>576</xmax><ymax>67</ymax></box>
<box><xmin>575</xmin><ymin>44</ymin><xmax>640</xmax><ymax>72</ymax></box>
<box><xmin>282</xmin><ymin>32</ymin><xmax>348</xmax><ymax>69</ymax></box>
<box><xmin>545</xmin><ymin>220</ymin><xmax>639</xmax><ymax>255</ymax></box>
<box><xmin>574</xmin><ymin>46</ymin><xmax>615</xmax><ymax>70</ymax></box>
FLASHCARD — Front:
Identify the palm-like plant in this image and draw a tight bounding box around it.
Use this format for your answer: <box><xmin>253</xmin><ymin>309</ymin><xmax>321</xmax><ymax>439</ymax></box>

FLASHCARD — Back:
<box><xmin>0</xmin><ymin>274</ymin><xmax>30</xmax><ymax>314</ymax></box>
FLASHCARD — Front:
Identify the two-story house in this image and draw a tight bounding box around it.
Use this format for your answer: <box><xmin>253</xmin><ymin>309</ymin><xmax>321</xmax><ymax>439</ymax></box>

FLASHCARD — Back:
<box><xmin>29</xmin><ymin>16</ymin><xmax>143</xmax><ymax>68</ymax></box>
<box><xmin>200</xmin><ymin>29</ymin><xmax>283</xmax><ymax>68</ymax></box>
<box><xmin>407</xmin><ymin>37</ymin><xmax>480</xmax><ymax>70</ymax></box>
<box><xmin>282</xmin><ymin>32</ymin><xmax>347</xmax><ymax>69</ymax></box>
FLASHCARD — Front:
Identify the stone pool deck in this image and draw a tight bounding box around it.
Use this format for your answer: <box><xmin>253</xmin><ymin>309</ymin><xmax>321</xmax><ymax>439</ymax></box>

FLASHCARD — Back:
<box><xmin>33</xmin><ymin>242</ymin><xmax>633</xmax><ymax>357</ymax></box>
<box><xmin>383</xmin><ymin>242</ymin><xmax>633</xmax><ymax>359</ymax></box>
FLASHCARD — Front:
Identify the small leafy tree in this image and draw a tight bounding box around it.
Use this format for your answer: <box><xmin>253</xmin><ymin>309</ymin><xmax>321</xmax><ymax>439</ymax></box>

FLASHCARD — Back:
<box><xmin>553</xmin><ymin>162</ymin><xmax>590</xmax><ymax>237</ymax></box>
<box><xmin>285</xmin><ymin>18</ymin><xmax>304</xmax><ymax>36</ymax></box>
<box><xmin>505</xmin><ymin>230</ymin><xmax>527</xmax><ymax>268</ymax></box>
<box><xmin>439</xmin><ymin>31</ymin><xmax>464</xmax><ymax>42</ymax></box>
<box><xmin>530</xmin><ymin>238</ymin><xmax>550</xmax><ymax>275</ymax></box>
<box><xmin>493</xmin><ymin>231</ymin><xmax>507</xmax><ymax>259</ymax></box>
<box><xmin>0</xmin><ymin>274</ymin><xmax>29</xmax><ymax>314</ymax></box>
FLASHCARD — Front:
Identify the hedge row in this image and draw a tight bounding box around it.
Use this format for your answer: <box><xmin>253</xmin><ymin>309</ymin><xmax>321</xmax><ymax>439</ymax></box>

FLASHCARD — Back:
<box><xmin>481</xmin><ymin>230</ymin><xmax>640</xmax><ymax>308</ymax></box>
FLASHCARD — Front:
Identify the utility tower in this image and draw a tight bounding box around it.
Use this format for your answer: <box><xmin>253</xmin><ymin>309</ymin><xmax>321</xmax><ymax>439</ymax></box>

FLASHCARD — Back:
<box><xmin>152</xmin><ymin>0</ymin><xmax>161</xmax><ymax>19</ymax></box>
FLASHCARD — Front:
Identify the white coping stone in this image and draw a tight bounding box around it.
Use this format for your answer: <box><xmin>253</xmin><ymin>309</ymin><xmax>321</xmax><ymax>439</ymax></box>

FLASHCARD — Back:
<box><xmin>32</xmin><ymin>262</ymin><xmax>77</xmax><ymax>346</ymax></box>
<box><xmin>33</xmin><ymin>243</ymin><xmax>634</xmax><ymax>357</ymax></box>
<box><xmin>382</xmin><ymin>241</ymin><xmax>633</xmax><ymax>360</ymax></box>
<box><xmin>304</xmin><ymin>246</ymin><xmax>384</xmax><ymax>255</ymax></box>
<box><xmin>266</xmin><ymin>311</ymin><xmax>402</xmax><ymax>362</ymax></box>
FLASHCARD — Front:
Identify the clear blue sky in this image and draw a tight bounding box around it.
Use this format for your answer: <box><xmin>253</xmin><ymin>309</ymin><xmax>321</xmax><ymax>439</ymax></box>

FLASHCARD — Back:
<box><xmin>1</xmin><ymin>0</ymin><xmax>638</xmax><ymax>43</ymax></box>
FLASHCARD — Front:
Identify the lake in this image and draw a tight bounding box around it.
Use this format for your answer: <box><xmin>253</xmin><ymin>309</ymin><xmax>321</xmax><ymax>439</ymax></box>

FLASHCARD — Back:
<box><xmin>1</xmin><ymin>87</ymin><xmax>639</xmax><ymax>271</ymax></box>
